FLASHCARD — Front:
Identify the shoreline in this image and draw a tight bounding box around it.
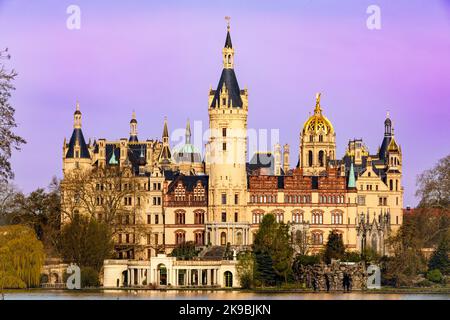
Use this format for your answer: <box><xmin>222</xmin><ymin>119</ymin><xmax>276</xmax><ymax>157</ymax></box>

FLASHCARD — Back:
<box><xmin>3</xmin><ymin>287</ymin><xmax>450</xmax><ymax>295</ymax></box>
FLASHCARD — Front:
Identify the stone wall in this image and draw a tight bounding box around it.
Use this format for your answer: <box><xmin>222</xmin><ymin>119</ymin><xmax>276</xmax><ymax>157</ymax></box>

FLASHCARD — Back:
<box><xmin>294</xmin><ymin>261</ymin><xmax>367</xmax><ymax>291</ymax></box>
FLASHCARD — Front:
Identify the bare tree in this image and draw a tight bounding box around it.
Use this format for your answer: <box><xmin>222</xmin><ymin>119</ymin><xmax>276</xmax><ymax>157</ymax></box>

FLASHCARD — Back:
<box><xmin>416</xmin><ymin>154</ymin><xmax>450</xmax><ymax>209</ymax></box>
<box><xmin>61</xmin><ymin>165</ymin><xmax>150</xmax><ymax>258</ymax></box>
<box><xmin>0</xmin><ymin>49</ymin><xmax>26</xmax><ymax>182</ymax></box>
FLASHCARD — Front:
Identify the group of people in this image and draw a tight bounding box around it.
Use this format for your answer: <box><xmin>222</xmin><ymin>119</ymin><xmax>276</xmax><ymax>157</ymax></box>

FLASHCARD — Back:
<box><xmin>311</xmin><ymin>272</ymin><xmax>352</xmax><ymax>292</ymax></box>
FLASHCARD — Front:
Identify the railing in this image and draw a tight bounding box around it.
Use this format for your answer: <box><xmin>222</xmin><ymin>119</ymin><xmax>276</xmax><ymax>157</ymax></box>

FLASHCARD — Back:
<box><xmin>41</xmin><ymin>283</ymin><xmax>66</xmax><ymax>289</ymax></box>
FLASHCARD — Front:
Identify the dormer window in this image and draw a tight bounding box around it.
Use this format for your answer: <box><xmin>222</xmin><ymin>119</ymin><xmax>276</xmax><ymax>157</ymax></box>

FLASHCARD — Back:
<box><xmin>222</xmin><ymin>98</ymin><xmax>226</xmax><ymax>106</ymax></box>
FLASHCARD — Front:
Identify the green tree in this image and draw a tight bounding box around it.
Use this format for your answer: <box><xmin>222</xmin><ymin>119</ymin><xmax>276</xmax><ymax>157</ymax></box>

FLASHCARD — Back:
<box><xmin>59</xmin><ymin>214</ymin><xmax>114</xmax><ymax>272</ymax></box>
<box><xmin>169</xmin><ymin>241</ymin><xmax>198</xmax><ymax>260</ymax></box>
<box><xmin>0</xmin><ymin>49</ymin><xmax>26</xmax><ymax>182</ymax></box>
<box><xmin>253</xmin><ymin>214</ymin><xmax>289</xmax><ymax>286</ymax></box>
<box><xmin>0</xmin><ymin>225</ymin><xmax>44</xmax><ymax>289</ymax></box>
<box><xmin>323</xmin><ymin>231</ymin><xmax>345</xmax><ymax>264</ymax></box>
<box><xmin>81</xmin><ymin>267</ymin><xmax>100</xmax><ymax>288</ymax></box>
<box><xmin>236</xmin><ymin>251</ymin><xmax>254</xmax><ymax>289</ymax></box>
<box><xmin>428</xmin><ymin>236</ymin><xmax>449</xmax><ymax>275</ymax></box>
<box><xmin>272</xmin><ymin>222</ymin><xmax>293</xmax><ymax>283</ymax></box>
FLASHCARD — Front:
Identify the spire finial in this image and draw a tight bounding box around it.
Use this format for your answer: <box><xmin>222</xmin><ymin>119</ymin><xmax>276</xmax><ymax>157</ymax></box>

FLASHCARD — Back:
<box><xmin>225</xmin><ymin>16</ymin><xmax>231</xmax><ymax>30</ymax></box>
<box><xmin>386</xmin><ymin>110</ymin><xmax>390</xmax><ymax>119</ymax></box>
<box><xmin>76</xmin><ymin>100</ymin><xmax>80</xmax><ymax>112</ymax></box>
<box><xmin>314</xmin><ymin>92</ymin><xmax>322</xmax><ymax>114</ymax></box>
<box><xmin>132</xmin><ymin>110</ymin><xmax>136</xmax><ymax>120</ymax></box>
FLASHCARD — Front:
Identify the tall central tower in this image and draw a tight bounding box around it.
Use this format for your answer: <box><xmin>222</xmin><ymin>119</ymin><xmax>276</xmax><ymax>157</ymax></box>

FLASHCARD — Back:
<box><xmin>206</xmin><ymin>20</ymin><xmax>250</xmax><ymax>246</ymax></box>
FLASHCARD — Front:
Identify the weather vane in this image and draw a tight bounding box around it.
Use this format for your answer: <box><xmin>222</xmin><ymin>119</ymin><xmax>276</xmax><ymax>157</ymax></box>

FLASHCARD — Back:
<box><xmin>225</xmin><ymin>16</ymin><xmax>231</xmax><ymax>29</ymax></box>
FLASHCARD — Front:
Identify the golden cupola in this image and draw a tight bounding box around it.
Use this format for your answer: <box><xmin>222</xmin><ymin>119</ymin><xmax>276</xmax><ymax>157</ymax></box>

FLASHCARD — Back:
<box><xmin>302</xmin><ymin>93</ymin><xmax>334</xmax><ymax>135</ymax></box>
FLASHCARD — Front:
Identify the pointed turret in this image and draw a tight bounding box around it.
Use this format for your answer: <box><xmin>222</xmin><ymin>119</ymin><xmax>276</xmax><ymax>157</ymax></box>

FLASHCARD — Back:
<box><xmin>129</xmin><ymin>111</ymin><xmax>138</xmax><ymax>142</ymax></box>
<box><xmin>159</xmin><ymin>117</ymin><xmax>172</xmax><ymax>167</ymax></box>
<box><xmin>209</xmin><ymin>18</ymin><xmax>244</xmax><ymax>109</ymax></box>
<box><xmin>66</xmin><ymin>101</ymin><xmax>90</xmax><ymax>159</ymax></box>
<box><xmin>348</xmin><ymin>162</ymin><xmax>356</xmax><ymax>189</ymax></box>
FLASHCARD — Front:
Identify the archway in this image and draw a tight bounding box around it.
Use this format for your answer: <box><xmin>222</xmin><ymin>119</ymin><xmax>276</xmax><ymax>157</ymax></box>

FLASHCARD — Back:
<box><xmin>220</xmin><ymin>232</ymin><xmax>227</xmax><ymax>246</ymax></box>
<box><xmin>224</xmin><ymin>271</ymin><xmax>233</xmax><ymax>288</ymax></box>
<box><xmin>158</xmin><ymin>264</ymin><xmax>167</xmax><ymax>286</ymax></box>
<box><xmin>121</xmin><ymin>270</ymin><xmax>128</xmax><ymax>287</ymax></box>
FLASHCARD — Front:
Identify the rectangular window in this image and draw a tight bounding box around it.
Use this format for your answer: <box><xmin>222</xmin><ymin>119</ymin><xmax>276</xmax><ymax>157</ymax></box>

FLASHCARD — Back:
<box><xmin>222</xmin><ymin>193</ymin><xmax>227</xmax><ymax>205</ymax></box>
<box><xmin>222</xmin><ymin>212</ymin><xmax>226</xmax><ymax>222</ymax></box>
<box><xmin>147</xmin><ymin>215</ymin><xmax>151</xmax><ymax>224</ymax></box>
<box><xmin>147</xmin><ymin>234</ymin><xmax>151</xmax><ymax>245</ymax></box>
<box><xmin>234</xmin><ymin>212</ymin><xmax>238</xmax><ymax>222</ymax></box>
<box><xmin>222</xmin><ymin>128</ymin><xmax>227</xmax><ymax>137</ymax></box>
<box><xmin>155</xmin><ymin>234</ymin><xmax>159</xmax><ymax>245</ymax></box>
<box><xmin>126</xmin><ymin>234</ymin><xmax>130</xmax><ymax>243</ymax></box>
<box><xmin>357</xmin><ymin>195</ymin><xmax>366</xmax><ymax>206</ymax></box>
<box><xmin>223</xmin><ymin>142</ymin><xmax>226</xmax><ymax>151</ymax></box>
<box><xmin>118</xmin><ymin>234</ymin><xmax>122</xmax><ymax>244</ymax></box>
<box><xmin>155</xmin><ymin>215</ymin><xmax>159</xmax><ymax>224</ymax></box>
<box><xmin>234</xmin><ymin>194</ymin><xmax>239</xmax><ymax>205</ymax></box>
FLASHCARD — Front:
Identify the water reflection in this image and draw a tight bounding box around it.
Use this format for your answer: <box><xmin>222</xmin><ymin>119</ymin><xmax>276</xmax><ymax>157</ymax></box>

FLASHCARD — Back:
<box><xmin>2</xmin><ymin>290</ymin><xmax>449</xmax><ymax>300</ymax></box>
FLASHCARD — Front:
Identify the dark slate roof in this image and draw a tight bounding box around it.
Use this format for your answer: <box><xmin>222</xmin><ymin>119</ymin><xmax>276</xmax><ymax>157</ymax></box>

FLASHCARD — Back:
<box><xmin>129</xmin><ymin>135</ymin><xmax>139</xmax><ymax>143</ymax></box>
<box><xmin>66</xmin><ymin>128</ymin><xmax>90</xmax><ymax>159</ymax></box>
<box><xmin>379</xmin><ymin>136</ymin><xmax>391</xmax><ymax>161</ymax></box>
<box><xmin>163</xmin><ymin>169</ymin><xmax>177</xmax><ymax>181</ymax></box>
<box><xmin>210</xmin><ymin>69</ymin><xmax>243</xmax><ymax>108</ymax></box>
<box><xmin>247</xmin><ymin>152</ymin><xmax>274</xmax><ymax>175</ymax></box>
<box><xmin>224</xmin><ymin>30</ymin><xmax>232</xmax><ymax>48</ymax></box>
<box><xmin>127</xmin><ymin>144</ymin><xmax>147</xmax><ymax>174</ymax></box>
<box><xmin>167</xmin><ymin>174</ymin><xmax>209</xmax><ymax>193</ymax></box>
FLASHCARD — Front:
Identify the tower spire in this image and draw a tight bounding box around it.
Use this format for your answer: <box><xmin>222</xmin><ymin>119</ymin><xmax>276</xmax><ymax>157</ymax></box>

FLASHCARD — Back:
<box><xmin>223</xmin><ymin>17</ymin><xmax>234</xmax><ymax>69</ymax></box>
<box><xmin>74</xmin><ymin>100</ymin><xmax>82</xmax><ymax>129</ymax></box>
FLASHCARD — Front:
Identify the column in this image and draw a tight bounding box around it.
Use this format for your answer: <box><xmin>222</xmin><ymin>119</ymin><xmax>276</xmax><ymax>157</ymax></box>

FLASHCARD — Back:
<box><xmin>130</xmin><ymin>268</ymin><xmax>134</xmax><ymax>286</ymax></box>
<box><xmin>206</xmin><ymin>269</ymin><xmax>211</xmax><ymax>286</ymax></box>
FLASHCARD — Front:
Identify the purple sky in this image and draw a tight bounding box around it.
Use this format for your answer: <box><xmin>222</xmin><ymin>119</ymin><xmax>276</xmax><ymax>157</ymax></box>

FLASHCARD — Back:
<box><xmin>1</xmin><ymin>0</ymin><xmax>449</xmax><ymax>207</ymax></box>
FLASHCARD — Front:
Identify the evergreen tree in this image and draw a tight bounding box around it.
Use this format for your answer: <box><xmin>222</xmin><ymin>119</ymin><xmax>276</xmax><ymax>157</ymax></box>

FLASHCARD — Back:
<box><xmin>428</xmin><ymin>236</ymin><xmax>449</xmax><ymax>275</ymax></box>
<box><xmin>271</xmin><ymin>222</ymin><xmax>293</xmax><ymax>283</ymax></box>
<box><xmin>324</xmin><ymin>231</ymin><xmax>345</xmax><ymax>264</ymax></box>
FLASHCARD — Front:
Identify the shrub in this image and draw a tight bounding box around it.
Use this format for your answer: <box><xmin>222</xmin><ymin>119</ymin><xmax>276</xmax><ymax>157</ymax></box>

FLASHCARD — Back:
<box><xmin>343</xmin><ymin>251</ymin><xmax>361</xmax><ymax>262</ymax></box>
<box><xmin>416</xmin><ymin>279</ymin><xmax>433</xmax><ymax>287</ymax></box>
<box><xmin>426</xmin><ymin>269</ymin><xmax>443</xmax><ymax>283</ymax></box>
<box><xmin>81</xmin><ymin>267</ymin><xmax>99</xmax><ymax>288</ymax></box>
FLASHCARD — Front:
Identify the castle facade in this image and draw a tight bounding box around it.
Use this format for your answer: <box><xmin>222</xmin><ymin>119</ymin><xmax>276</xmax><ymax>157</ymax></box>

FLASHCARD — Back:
<box><xmin>62</xmin><ymin>23</ymin><xmax>403</xmax><ymax>262</ymax></box>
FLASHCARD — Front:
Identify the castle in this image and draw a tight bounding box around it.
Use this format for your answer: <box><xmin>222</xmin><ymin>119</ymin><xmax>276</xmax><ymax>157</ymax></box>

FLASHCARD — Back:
<box><xmin>62</xmin><ymin>22</ymin><xmax>403</xmax><ymax>266</ymax></box>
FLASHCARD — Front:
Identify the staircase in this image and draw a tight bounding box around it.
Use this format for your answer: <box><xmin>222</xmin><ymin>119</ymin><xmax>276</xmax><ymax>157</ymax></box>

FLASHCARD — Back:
<box><xmin>200</xmin><ymin>246</ymin><xmax>226</xmax><ymax>260</ymax></box>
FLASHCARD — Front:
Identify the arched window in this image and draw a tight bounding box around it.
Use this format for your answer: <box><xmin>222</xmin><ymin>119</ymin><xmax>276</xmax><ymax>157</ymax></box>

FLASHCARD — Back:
<box><xmin>312</xmin><ymin>211</ymin><xmax>323</xmax><ymax>224</ymax></box>
<box><xmin>312</xmin><ymin>232</ymin><xmax>323</xmax><ymax>245</ymax></box>
<box><xmin>194</xmin><ymin>231</ymin><xmax>204</xmax><ymax>246</ymax></box>
<box><xmin>331</xmin><ymin>211</ymin><xmax>343</xmax><ymax>224</ymax></box>
<box><xmin>318</xmin><ymin>150</ymin><xmax>325</xmax><ymax>166</ymax></box>
<box><xmin>194</xmin><ymin>211</ymin><xmax>205</xmax><ymax>224</ymax></box>
<box><xmin>175</xmin><ymin>231</ymin><xmax>186</xmax><ymax>245</ymax></box>
<box><xmin>274</xmin><ymin>212</ymin><xmax>284</xmax><ymax>223</ymax></box>
<box><xmin>224</xmin><ymin>271</ymin><xmax>233</xmax><ymax>287</ymax></box>
<box><xmin>292</xmin><ymin>211</ymin><xmax>303</xmax><ymax>223</ymax></box>
<box><xmin>308</xmin><ymin>150</ymin><xmax>313</xmax><ymax>167</ymax></box>
<box><xmin>220</xmin><ymin>232</ymin><xmax>227</xmax><ymax>246</ymax></box>
<box><xmin>176</xmin><ymin>211</ymin><xmax>185</xmax><ymax>224</ymax></box>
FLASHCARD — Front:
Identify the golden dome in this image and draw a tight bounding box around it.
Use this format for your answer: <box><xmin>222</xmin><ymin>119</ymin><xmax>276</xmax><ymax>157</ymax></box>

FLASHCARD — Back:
<box><xmin>302</xmin><ymin>93</ymin><xmax>334</xmax><ymax>135</ymax></box>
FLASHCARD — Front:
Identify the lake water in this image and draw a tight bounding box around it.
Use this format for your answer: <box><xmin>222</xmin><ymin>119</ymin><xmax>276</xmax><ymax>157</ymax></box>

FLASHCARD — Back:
<box><xmin>2</xmin><ymin>290</ymin><xmax>450</xmax><ymax>300</ymax></box>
